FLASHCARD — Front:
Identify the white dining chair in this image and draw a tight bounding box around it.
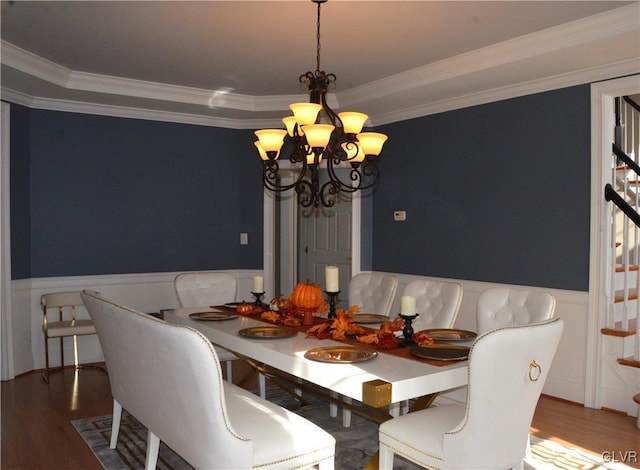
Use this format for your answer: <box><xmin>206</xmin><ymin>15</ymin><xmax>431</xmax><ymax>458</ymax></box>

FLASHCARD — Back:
<box><xmin>348</xmin><ymin>272</ymin><xmax>398</xmax><ymax>317</ymax></box>
<box><xmin>476</xmin><ymin>286</ymin><xmax>556</xmax><ymax>334</ymax></box>
<box><xmin>438</xmin><ymin>286</ymin><xmax>556</xmax><ymax>404</ymax></box>
<box><xmin>174</xmin><ymin>272</ymin><xmax>239</xmax><ymax>382</ymax></box>
<box><xmin>82</xmin><ymin>290</ymin><xmax>336</xmax><ymax>470</ymax></box>
<box><xmin>379</xmin><ymin>318</ymin><xmax>564</xmax><ymax>470</ymax></box>
<box><xmin>402</xmin><ymin>279</ymin><xmax>463</xmax><ymax>331</ymax></box>
<box><xmin>396</xmin><ymin>279</ymin><xmax>463</xmax><ymax>414</ymax></box>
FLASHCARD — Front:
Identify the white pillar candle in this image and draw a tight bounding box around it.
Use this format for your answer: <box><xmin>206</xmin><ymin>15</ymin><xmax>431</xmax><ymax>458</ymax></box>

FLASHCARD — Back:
<box><xmin>325</xmin><ymin>266</ymin><xmax>339</xmax><ymax>292</ymax></box>
<box><xmin>401</xmin><ymin>295</ymin><xmax>416</xmax><ymax>315</ymax></box>
<box><xmin>253</xmin><ymin>276</ymin><xmax>264</xmax><ymax>293</ymax></box>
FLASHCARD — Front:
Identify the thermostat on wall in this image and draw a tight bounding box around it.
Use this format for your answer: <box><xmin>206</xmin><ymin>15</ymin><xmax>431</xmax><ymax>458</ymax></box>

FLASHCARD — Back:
<box><xmin>393</xmin><ymin>211</ymin><xmax>406</xmax><ymax>221</ymax></box>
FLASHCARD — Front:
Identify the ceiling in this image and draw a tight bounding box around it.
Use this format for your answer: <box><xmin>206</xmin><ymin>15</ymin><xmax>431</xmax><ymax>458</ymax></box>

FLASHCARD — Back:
<box><xmin>1</xmin><ymin>1</ymin><xmax>639</xmax><ymax>129</ymax></box>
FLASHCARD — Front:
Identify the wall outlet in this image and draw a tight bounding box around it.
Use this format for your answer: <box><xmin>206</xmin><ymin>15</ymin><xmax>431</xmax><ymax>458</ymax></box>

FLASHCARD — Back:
<box><xmin>240</xmin><ymin>233</ymin><xmax>248</xmax><ymax>245</ymax></box>
<box><xmin>393</xmin><ymin>211</ymin><xmax>406</xmax><ymax>221</ymax></box>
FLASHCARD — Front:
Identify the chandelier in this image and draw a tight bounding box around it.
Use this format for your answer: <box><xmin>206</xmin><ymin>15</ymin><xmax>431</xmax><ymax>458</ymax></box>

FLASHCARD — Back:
<box><xmin>253</xmin><ymin>0</ymin><xmax>388</xmax><ymax>208</ymax></box>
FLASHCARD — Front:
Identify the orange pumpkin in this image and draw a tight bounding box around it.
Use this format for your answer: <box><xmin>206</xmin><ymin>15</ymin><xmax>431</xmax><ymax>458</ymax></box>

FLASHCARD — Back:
<box><xmin>289</xmin><ymin>281</ymin><xmax>324</xmax><ymax>310</ymax></box>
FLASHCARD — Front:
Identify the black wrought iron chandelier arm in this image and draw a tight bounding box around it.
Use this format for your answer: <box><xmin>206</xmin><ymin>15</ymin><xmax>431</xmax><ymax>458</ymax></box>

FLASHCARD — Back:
<box><xmin>263</xmin><ymin>160</ymin><xmax>307</xmax><ymax>193</ymax></box>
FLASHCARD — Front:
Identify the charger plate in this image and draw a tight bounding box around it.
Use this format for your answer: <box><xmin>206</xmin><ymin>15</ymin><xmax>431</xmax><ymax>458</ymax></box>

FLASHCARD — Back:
<box><xmin>238</xmin><ymin>326</ymin><xmax>298</xmax><ymax>339</ymax></box>
<box><xmin>411</xmin><ymin>344</ymin><xmax>470</xmax><ymax>361</ymax></box>
<box><xmin>352</xmin><ymin>313</ymin><xmax>389</xmax><ymax>324</ymax></box>
<box><xmin>188</xmin><ymin>311</ymin><xmax>237</xmax><ymax>321</ymax></box>
<box><xmin>305</xmin><ymin>346</ymin><xmax>378</xmax><ymax>363</ymax></box>
<box><xmin>419</xmin><ymin>328</ymin><xmax>477</xmax><ymax>342</ymax></box>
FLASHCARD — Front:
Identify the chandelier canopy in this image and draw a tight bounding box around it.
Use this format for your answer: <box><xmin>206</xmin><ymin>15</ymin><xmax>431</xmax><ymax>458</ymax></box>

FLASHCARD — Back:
<box><xmin>254</xmin><ymin>0</ymin><xmax>388</xmax><ymax>208</ymax></box>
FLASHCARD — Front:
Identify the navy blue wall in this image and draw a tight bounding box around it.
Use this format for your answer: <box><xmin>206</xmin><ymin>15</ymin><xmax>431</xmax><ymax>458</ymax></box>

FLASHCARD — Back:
<box><xmin>12</xmin><ymin>108</ymin><xmax>263</xmax><ymax>278</ymax></box>
<box><xmin>10</xmin><ymin>85</ymin><xmax>592</xmax><ymax>290</ymax></box>
<box><xmin>373</xmin><ymin>85</ymin><xmax>591</xmax><ymax>291</ymax></box>
<box><xmin>9</xmin><ymin>103</ymin><xmax>31</xmax><ymax>279</ymax></box>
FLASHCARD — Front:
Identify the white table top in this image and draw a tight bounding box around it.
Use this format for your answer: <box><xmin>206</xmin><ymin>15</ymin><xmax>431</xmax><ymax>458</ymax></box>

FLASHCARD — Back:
<box><xmin>163</xmin><ymin>307</ymin><xmax>468</xmax><ymax>404</ymax></box>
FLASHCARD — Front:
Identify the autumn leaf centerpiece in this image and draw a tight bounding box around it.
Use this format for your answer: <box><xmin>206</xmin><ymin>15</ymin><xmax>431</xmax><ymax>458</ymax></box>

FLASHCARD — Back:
<box><xmin>306</xmin><ymin>305</ymin><xmax>366</xmax><ymax>340</ymax></box>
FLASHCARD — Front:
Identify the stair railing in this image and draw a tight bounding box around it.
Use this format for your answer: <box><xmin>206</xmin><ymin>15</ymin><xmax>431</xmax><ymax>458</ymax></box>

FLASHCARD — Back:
<box><xmin>605</xmin><ymin>95</ymin><xmax>640</xmax><ymax>361</ymax></box>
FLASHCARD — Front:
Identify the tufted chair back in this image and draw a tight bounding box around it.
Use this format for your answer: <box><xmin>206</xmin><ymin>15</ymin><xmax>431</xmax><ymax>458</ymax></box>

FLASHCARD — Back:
<box><xmin>402</xmin><ymin>280</ymin><xmax>463</xmax><ymax>330</ymax></box>
<box><xmin>174</xmin><ymin>272</ymin><xmax>237</xmax><ymax>307</ymax></box>
<box><xmin>348</xmin><ymin>272</ymin><xmax>398</xmax><ymax>316</ymax></box>
<box><xmin>476</xmin><ymin>287</ymin><xmax>555</xmax><ymax>334</ymax></box>
<box><xmin>379</xmin><ymin>318</ymin><xmax>564</xmax><ymax>470</ymax></box>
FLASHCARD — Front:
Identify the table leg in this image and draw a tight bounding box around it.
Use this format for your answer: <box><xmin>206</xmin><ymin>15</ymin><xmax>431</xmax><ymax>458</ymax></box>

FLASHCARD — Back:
<box><xmin>363</xmin><ymin>392</ymin><xmax>440</xmax><ymax>470</ymax></box>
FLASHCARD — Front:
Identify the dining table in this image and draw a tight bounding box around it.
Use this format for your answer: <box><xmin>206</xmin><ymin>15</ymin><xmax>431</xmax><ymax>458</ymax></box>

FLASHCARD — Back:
<box><xmin>162</xmin><ymin>306</ymin><xmax>471</xmax><ymax>469</ymax></box>
<box><xmin>162</xmin><ymin>307</ymin><xmax>467</xmax><ymax>409</ymax></box>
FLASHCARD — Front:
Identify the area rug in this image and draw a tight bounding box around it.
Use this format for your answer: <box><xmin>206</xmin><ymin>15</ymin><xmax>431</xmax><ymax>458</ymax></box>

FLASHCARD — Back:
<box><xmin>72</xmin><ymin>388</ymin><xmax>631</xmax><ymax>470</ymax></box>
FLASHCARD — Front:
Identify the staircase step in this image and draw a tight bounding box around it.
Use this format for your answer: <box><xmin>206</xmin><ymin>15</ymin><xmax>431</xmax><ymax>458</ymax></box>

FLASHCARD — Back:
<box><xmin>614</xmin><ymin>288</ymin><xmax>638</xmax><ymax>303</ymax></box>
<box><xmin>601</xmin><ymin>318</ymin><xmax>637</xmax><ymax>337</ymax></box>
<box><xmin>616</xmin><ymin>264</ymin><xmax>640</xmax><ymax>272</ymax></box>
<box><xmin>617</xmin><ymin>356</ymin><xmax>640</xmax><ymax>369</ymax></box>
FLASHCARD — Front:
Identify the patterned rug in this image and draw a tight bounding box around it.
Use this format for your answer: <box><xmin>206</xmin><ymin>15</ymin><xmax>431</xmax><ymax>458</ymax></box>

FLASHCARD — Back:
<box><xmin>72</xmin><ymin>389</ymin><xmax>630</xmax><ymax>470</ymax></box>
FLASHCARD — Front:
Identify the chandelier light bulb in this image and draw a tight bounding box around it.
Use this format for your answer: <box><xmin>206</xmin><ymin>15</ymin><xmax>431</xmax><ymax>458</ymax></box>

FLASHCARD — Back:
<box><xmin>254</xmin><ymin>129</ymin><xmax>287</xmax><ymax>153</ymax></box>
<box><xmin>254</xmin><ymin>141</ymin><xmax>271</xmax><ymax>160</ymax></box>
<box><xmin>338</xmin><ymin>112</ymin><xmax>368</xmax><ymax>135</ymax></box>
<box><xmin>302</xmin><ymin>124</ymin><xmax>335</xmax><ymax>148</ymax></box>
<box><xmin>356</xmin><ymin>132</ymin><xmax>388</xmax><ymax>156</ymax></box>
<box><xmin>306</xmin><ymin>148</ymin><xmax>322</xmax><ymax>165</ymax></box>
<box><xmin>290</xmin><ymin>103</ymin><xmax>322</xmax><ymax>126</ymax></box>
<box><xmin>282</xmin><ymin>116</ymin><xmax>298</xmax><ymax>137</ymax></box>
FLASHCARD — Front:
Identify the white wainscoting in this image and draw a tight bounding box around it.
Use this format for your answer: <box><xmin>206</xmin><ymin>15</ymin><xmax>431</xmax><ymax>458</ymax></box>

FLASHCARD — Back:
<box><xmin>8</xmin><ymin>270</ymin><xmax>589</xmax><ymax>407</ymax></box>
<box><xmin>8</xmin><ymin>270</ymin><xmax>263</xmax><ymax>378</ymax></box>
<box><xmin>380</xmin><ymin>272</ymin><xmax>590</xmax><ymax>405</ymax></box>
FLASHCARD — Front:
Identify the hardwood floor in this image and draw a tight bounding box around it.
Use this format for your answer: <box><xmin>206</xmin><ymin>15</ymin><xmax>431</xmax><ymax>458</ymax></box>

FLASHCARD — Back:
<box><xmin>2</xmin><ymin>365</ymin><xmax>639</xmax><ymax>469</ymax></box>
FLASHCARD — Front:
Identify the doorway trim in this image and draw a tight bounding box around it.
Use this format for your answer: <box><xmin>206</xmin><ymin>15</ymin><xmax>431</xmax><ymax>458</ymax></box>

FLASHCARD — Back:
<box><xmin>587</xmin><ymin>75</ymin><xmax>640</xmax><ymax>409</ymax></box>
<box><xmin>263</xmin><ymin>161</ymin><xmax>361</xmax><ymax>298</ymax></box>
<box><xmin>1</xmin><ymin>101</ymin><xmax>15</xmax><ymax>380</ymax></box>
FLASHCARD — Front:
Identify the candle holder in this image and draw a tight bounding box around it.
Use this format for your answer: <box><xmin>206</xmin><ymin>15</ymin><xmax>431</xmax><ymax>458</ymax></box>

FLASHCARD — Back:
<box><xmin>251</xmin><ymin>291</ymin><xmax>266</xmax><ymax>307</ymax></box>
<box><xmin>398</xmin><ymin>313</ymin><xmax>419</xmax><ymax>348</ymax></box>
<box><xmin>325</xmin><ymin>291</ymin><xmax>340</xmax><ymax>319</ymax></box>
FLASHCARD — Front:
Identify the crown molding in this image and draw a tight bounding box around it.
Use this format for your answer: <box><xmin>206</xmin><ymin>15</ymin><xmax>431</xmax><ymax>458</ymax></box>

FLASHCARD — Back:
<box><xmin>0</xmin><ymin>87</ymin><xmax>267</xmax><ymax>129</ymax></box>
<box><xmin>338</xmin><ymin>3</ymin><xmax>640</xmax><ymax>109</ymax></box>
<box><xmin>1</xmin><ymin>4</ymin><xmax>637</xmax><ymax>129</ymax></box>
<box><xmin>1</xmin><ymin>40</ymin><xmax>70</xmax><ymax>87</ymax></box>
<box><xmin>6</xmin><ymin>56</ymin><xmax>638</xmax><ymax>131</ymax></box>
<box><xmin>372</xmin><ymin>59</ymin><xmax>640</xmax><ymax>126</ymax></box>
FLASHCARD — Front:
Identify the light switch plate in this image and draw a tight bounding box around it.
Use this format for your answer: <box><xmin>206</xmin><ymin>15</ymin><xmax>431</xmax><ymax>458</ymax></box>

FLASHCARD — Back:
<box><xmin>240</xmin><ymin>233</ymin><xmax>248</xmax><ymax>245</ymax></box>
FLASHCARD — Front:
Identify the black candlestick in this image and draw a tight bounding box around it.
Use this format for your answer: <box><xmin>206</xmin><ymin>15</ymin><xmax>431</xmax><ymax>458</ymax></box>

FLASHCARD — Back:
<box><xmin>251</xmin><ymin>291</ymin><xmax>266</xmax><ymax>307</ymax></box>
<box><xmin>398</xmin><ymin>313</ymin><xmax>419</xmax><ymax>348</ymax></box>
<box><xmin>325</xmin><ymin>291</ymin><xmax>340</xmax><ymax>319</ymax></box>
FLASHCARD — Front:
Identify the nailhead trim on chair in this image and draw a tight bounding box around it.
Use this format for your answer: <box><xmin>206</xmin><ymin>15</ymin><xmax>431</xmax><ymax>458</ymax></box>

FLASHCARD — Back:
<box><xmin>379</xmin><ymin>435</ymin><xmax>445</xmax><ymax>470</ymax></box>
<box><xmin>253</xmin><ymin>444</ymin><xmax>335</xmax><ymax>469</ymax></box>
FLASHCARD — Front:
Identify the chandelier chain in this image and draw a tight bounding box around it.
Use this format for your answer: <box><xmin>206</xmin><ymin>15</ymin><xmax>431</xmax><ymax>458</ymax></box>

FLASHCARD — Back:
<box><xmin>316</xmin><ymin>0</ymin><xmax>321</xmax><ymax>71</ymax></box>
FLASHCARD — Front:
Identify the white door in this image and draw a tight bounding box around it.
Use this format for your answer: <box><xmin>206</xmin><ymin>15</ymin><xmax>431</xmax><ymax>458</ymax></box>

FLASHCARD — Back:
<box><xmin>298</xmin><ymin>171</ymin><xmax>352</xmax><ymax>308</ymax></box>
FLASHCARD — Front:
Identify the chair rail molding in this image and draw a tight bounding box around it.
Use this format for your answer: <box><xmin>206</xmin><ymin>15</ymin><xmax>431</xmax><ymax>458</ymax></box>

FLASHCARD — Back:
<box><xmin>8</xmin><ymin>270</ymin><xmax>263</xmax><ymax>377</ymax></box>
